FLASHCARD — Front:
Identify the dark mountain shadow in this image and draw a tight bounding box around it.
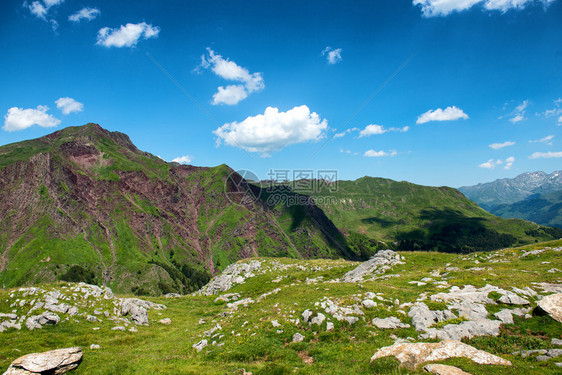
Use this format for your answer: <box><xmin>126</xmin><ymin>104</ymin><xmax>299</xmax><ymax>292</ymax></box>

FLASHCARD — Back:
<box><xmin>361</xmin><ymin>217</ymin><xmax>398</xmax><ymax>228</ymax></box>
<box><xmin>396</xmin><ymin>208</ymin><xmax>517</xmax><ymax>253</ymax></box>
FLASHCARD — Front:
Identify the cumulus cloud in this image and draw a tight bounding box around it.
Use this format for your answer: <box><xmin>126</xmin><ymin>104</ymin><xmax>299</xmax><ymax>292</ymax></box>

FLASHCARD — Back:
<box><xmin>96</xmin><ymin>22</ymin><xmax>160</xmax><ymax>48</ymax></box>
<box><xmin>416</xmin><ymin>106</ymin><xmax>469</xmax><ymax>124</ymax></box>
<box><xmin>55</xmin><ymin>97</ymin><xmax>83</xmax><ymax>115</ymax></box>
<box><xmin>413</xmin><ymin>0</ymin><xmax>554</xmax><ymax>17</ymax></box>
<box><xmin>212</xmin><ymin>85</ymin><xmax>248</xmax><ymax>106</ymax></box>
<box><xmin>529</xmin><ymin>134</ymin><xmax>554</xmax><ymax>145</ymax></box>
<box><xmin>558</xmin><ymin>115</ymin><xmax>562</xmax><ymax>125</ymax></box>
<box><xmin>489</xmin><ymin>141</ymin><xmax>515</xmax><ymax>149</ymax></box>
<box><xmin>359</xmin><ymin>124</ymin><xmax>409</xmax><ymax>137</ymax></box>
<box><xmin>479</xmin><ymin>156</ymin><xmax>515</xmax><ymax>169</ymax></box>
<box><xmin>530</xmin><ymin>151</ymin><xmax>562</xmax><ymax>159</ymax></box>
<box><xmin>198</xmin><ymin>48</ymin><xmax>264</xmax><ymax>105</ymax></box>
<box><xmin>171</xmin><ymin>155</ymin><xmax>192</xmax><ymax>164</ymax></box>
<box><xmin>322</xmin><ymin>47</ymin><xmax>343</xmax><ymax>64</ymax></box>
<box><xmin>213</xmin><ymin>105</ymin><xmax>328</xmax><ymax>156</ymax></box>
<box><xmin>334</xmin><ymin>128</ymin><xmax>358</xmax><ymax>138</ymax></box>
<box><xmin>3</xmin><ymin>105</ymin><xmax>60</xmax><ymax>132</ymax></box>
<box><xmin>69</xmin><ymin>7</ymin><xmax>100</xmax><ymax>22</ymax></box>
<box><xmin>364</xmin><ymin>149</ymin><xmax>398</xmax><ymax>157</ymax></box>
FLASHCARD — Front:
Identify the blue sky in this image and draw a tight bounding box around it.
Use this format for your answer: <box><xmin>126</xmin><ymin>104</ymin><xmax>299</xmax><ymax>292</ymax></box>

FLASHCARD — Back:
<box><xmin>0</xmin><ymin>0</ymin><xmax>560</xmax><ymax>187</ymax></box>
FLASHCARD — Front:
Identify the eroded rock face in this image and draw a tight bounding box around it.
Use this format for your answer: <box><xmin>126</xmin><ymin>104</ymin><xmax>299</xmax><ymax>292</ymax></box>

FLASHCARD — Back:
<box><xmin>370</xmin><ymin>339</ymin><xmax>511</xmax><ymax>369</ymax></box>
<box><xmin>3</xmin><ymin>347</ymin><xmax>82</xmax><ymax>375</ymax></box>
<box><xmin>341</xmin><ymin>250</ymin><xmax>404</xmax><ymax>283</ymax></box>
<box><xmin>536</xmin><ymin>294</ymin><xmax>562</xmax><ymax>323</ymax></box>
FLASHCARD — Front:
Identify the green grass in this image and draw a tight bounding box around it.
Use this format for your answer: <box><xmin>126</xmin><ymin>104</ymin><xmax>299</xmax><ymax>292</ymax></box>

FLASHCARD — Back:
<box><xmin>1</xmin><ymin>240</ymin><xmax>561</xmax><ymax>374</ymax></box>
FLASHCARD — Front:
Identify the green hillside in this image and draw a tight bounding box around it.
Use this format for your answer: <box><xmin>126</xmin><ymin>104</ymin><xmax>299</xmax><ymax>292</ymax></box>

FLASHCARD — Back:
<box><xmin>0</xmin><ymin>124</ymin><xmax>348</xmax><ymax>295</ymax></box>
<box><xmin>491</xmin><ymin>190</ymin><xmax>562</xmax><ymax>229</ymax></box>
<box><xmin>299</xmin><ymin>177</ymin><xmax>561</xmax><ymax>253</ymax></box>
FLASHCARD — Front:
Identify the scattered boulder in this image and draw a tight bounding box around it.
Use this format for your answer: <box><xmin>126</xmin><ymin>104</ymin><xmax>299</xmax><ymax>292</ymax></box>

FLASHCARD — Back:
<box><xmin>89</xmin><ymin>344</ymin><xmax>100</xmax><ymax>350</ymax></box>
<box><xmin>498</xmin><ymin>293</ymin><xmax>530</xmax><ymax>306</ymax></box>
<box><xmin>341</xmin><ymin>250</ymin><xmax>405</xmax><ymax>282</ymax></box>
<box><xmin>494</xmin><ymin>309</ymin><xmax>514</xmax><ymax>324</ymax></box>
<box><xmin>370</xmin><ymin>339</ymin><xmax>511</xmax><ymax>369</ymax></box>
<box><xmin>197</xmin><ymin>260</ymin><xmax>263</xmax><ymax>295</ymax></box>
<box><xmin>158</xmin><ymin>318</ymin><xmax>171</xmax><ymax>325</ymax></box>
<box><xmin>193</xmin><ymin>340</ymin><xmax>208</xmax><ymax>352</ymax></box>
<box><xmin>372</xmin><ymin>316</ymin><xmax>410</xmax><ymax>329</ymax></box>
<box><xmin>423</xmin><ymin>364</ymin><xmax>472</xmax><ymax>375</ymax></box>
<box><xmin>3</xmin><ymin>347</ymin><xmax>82</xmax><ymax>375</ymax></box>
<box><xmin>292</xmin><ymin>333</ymin><xmax>305</xmax><ymax>343</ymax></box>
<box><xmin>536</xmin><ymin>294</ymin><xmax>562</xmax><ymax>323</ymax></box>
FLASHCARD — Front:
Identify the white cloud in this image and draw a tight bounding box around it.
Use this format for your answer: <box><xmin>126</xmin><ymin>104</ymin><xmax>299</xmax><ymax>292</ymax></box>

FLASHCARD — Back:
<box><xmin>198</xmin><ymin>48</ymin><xmax>264</xmax><ymax>105</ymax></box>
<box><xmin>28</xmin><ymin>1</ymin><xmax>48</xmax><ymax>18</ymax></box>
<box><xmin>530</xmin><ymin>151</ymin><xmax>562</xmax><ymax>159</ymax></box>
<box><xmin>212</xmin><ymin>85</ymin><xmax>248</xmax><ymax>106</ymax></box>
<box><xmin>26</xmin><ymin>0</ymin><xmax>64</xmax><ymax>30</ymax></box>
<box><xmin>55</xmin><ymin>97</ymin><xmax>83</xmax><ymax>115</ymax></box>
<box><xmin>171</xmin><ymin>155</ymin><xmax>192</xmax><ymax>164</ymax></box>
<box><xmin>508</xmin><ymin>99</ymin><xmax>528</xmax><ymax>123</ymax></box>
<box><xmin>489</xmin><ymin>141</ymin><xmax>515</xmax><ymax>149</ymax></box>
<box><xmin>558</xmin><ymin>115</ymin><xmax>562</xmax><ymax>124</ymax></box>
<box><xmin>322</xmin><ymin>47</ymin><xmax>343</xmax><ymax>64</ymax></box>
<box><xmin>96</xmin><ymin>22</ymin><xmax>160</xmax><ymax>48</ymax></box>
<box><xmin>69</xmin><ymin>7</ymin><xmax>100</xmax><ymax>22</ymax></box>
<box><xmin>529</xmin><ymin>134</ymin><xmax>554</xmax><ymax>145</ymax></box>
<box><xmin>416</xmin><ymin>106</ymin><xmax>469</xmax><ymax>124</ymax></box>
<box><xmin>413</xmin><ymin>0</ymin><xmax>554</xmax><ymax>17</ymax></box>
<box><xmin>479</xmin><ymin>156</ymin><xmax>515</xmax><ymax>169</ymax></box>
<box><xmin>479</xmin><ymin>159</ymin><xmax>502</xmax><ymax>169</ymax></box>
<box><xmin>504</xmin><ymin>156</ymin><xmax>515</xmax><ymax>169</ymax></box>
<box><xmin>359</xmin><ymin>124</ymin><xmax>409</xmax><ymax>137</ymax></box>
<box><xmin>3</xmin><ymin>105</ymin><xmax>60</xmax><ymax>132</ymax></box>
<box><xmin>213</xmin><ymin>105</ymin><xmax>328</xmax><ymax>156</ymax></box>
<box><xmin>364</xmin><ymin>149</ymin><xmax>398</xmax><ymax>157</ymax></box>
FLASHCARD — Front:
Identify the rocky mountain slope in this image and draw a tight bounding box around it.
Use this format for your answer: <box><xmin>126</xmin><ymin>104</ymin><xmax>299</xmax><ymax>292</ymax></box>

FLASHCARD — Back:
<box><xmin>0</xmin><ymin>124</ymin><xmax>349</xmax><ymax>295</ymax></box>
<box><xmin>491</xmin><ymin>190</ymin><xmax>562</xmax><ymax>229</ymax></box>
<box><xmin>459</xmin><ymin>170</ymin><xmax>562</xmax><ymax>210</ymax></box>
<box><xmin>293</xmin><ymin>177</ymin><xmax>561</xmax><ymax>253</ymax></box>
<box><xmin>1</xmin><ymin>239</ymin><xmax>561</xmax><ymax>374</ymax></box>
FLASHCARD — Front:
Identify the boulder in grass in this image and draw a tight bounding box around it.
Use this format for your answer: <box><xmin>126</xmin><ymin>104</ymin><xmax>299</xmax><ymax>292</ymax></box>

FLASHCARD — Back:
<box><xmin>3</xmin><ymin>347</ymin><xmax>82</xmax><ymax>375</ymax></box>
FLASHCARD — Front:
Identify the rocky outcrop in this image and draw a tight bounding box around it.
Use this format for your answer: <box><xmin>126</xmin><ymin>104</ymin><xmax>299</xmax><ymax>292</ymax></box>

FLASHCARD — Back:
<box><xmin>2</xmin><ymin>347</ymin><xmax>82</xmax><ymax>375</ymax></box>
<box><xmin>536</xmin><ymin>293</ymin><xmax>562</xmax><ymax>322</ymax></box>
<box><xmin>120</xmin><ymin>298</ymin><xmax>166</xmax><ymax>326</ymax></box>
<box><xmin>370</xmin><ymin>340</ymin><xmax>511</xmax><ymax>369</ymax></box>
<box><xmin>372</xmin><ymin>316</ymin><xmax>410</xmax><ymax>329</ymax></box>
<box><xmin>197</xmin><ymin>260</ymin><xmax>263</xmax><ymax>295</ymax></box>
<box><xmin>341</xmin><ymin>250</ymin><xmax>404</xmax><ymax>282</ymax></box>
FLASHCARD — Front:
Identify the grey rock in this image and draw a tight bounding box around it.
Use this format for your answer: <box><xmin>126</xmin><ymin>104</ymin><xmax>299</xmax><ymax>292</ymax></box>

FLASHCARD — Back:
<box><xmin>536</xmin><ymin>293</ymin><xmax>562</xmax><ymax>323</ymax></box>
<box><xmin>197</xmin><ymin>260</ymin><xmax>263</xmax><ymax>295</ymax></box>
<box><xmin>193</xmin><ymin>339</ymin><xmax>208</xmax><ymax>352</ymax></box>
<box><xmin>326</xmin><ymin>322</ymin><xmax>334</xmax><ymax>331</ymax></box>
<box><xmin>3</xmin><ymin>347</ymin><xmax>82</xmax><ymax>375</ymax></box>
<box><xmin>552</xmin><ymin>338</ymin><xmax>562</xmax><ymax>346</ymax></box>
<box><xmin>111</xmin><ymin>326</ymin><xmax>126</xmax><ymax>331</ymax></box>
<box><xmin>494</xmin><ymin>309</ymin><xmax>514</xmax><ymax>324</ymax></box>
<box><xmin>292</xmin><ymin>333</ymin><xmax>305</xmax><ymax>343</ymax></box>
<box><xmin>341</xmin><ymin>250</ymin><xmax>405</xmax><ymax>282</ymax></box>
<box><xmin>158</xmin><ymin>318</ymin><xmax>171</xmax><ymax>325</ymax></box>
<box><xmin>498</xmin><ymin>293</ymin><xmax>530</xmax><ymax>305</ymax></box>
<box><xmin>89</xmin><ymin>344</ymin><xmax>100</xmax><ymax>350</ymax></box>
<box><xmin>302</xmin><ymin>310</ymin><xmax>313</xmax><ymax>323</ymax></box>
<box><xmin>372</xmin><ymin>316</ymin><xmax>410</xmax><ymax>329</ymax></box>
<box><xmin>310</xmin><ymin>313</ymin><xmax>326</xmax><ymax>326</ymax></box>
<box><xmin>535</xmin><ymin>355</ymin><xmax>549</xmax><ymax>362</ymax></box>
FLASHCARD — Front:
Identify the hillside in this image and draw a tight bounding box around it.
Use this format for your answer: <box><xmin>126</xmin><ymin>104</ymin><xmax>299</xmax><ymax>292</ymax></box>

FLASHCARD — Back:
<box><xmin>1</xmin><ymin>240</ymin><xmax>562</xmax><ymax>374</ymax></box>
<box><xmin>491</xmin><ymin>190</ymin><xmax>562</xmax><ymax>229</ymax></box>
<box><xmin>0</xmin><ymin>124</ymin><xmax>349</xmax><ymax>295</ymax></box>
<box><xmin>298</xmin><ymin>177</ymin><xmax>561</xmax><ymax>253</ymax></box>
<box><xmin>459</xmin><ymin>171</ymin><xmax>562</xmax><ymax>210</ymax></box>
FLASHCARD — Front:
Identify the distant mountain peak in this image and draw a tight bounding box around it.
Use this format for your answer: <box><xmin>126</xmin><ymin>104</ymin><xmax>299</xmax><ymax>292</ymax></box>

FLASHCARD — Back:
<box><xmin>459</xmin><ymin>170</ymin><xmax>562</xmax><ymax>209</ymax></box>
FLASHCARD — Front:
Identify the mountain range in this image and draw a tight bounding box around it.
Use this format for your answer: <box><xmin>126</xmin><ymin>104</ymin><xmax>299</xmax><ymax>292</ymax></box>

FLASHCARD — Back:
<box><xmin>0</xmin><ymin>124</ymin><xmax>560</xmax><ymax>294</ymax></box>
<box><xmin>459</xmin><ymin>171</ymin><xmax>562</xmax><ymax>228</ymax></box>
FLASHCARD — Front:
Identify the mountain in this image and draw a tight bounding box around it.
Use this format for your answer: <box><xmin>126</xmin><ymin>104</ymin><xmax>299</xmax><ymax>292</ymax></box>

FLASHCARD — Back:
<box><xmin>295</xmin><ymin>177</ymin><xmax>562</xmax><ymax>253</ymax></box>
<box><xmin>459</xmin><ymin>170</ymin><xmax>562</xmax><ymax>210</ymax></box>
<box><xmin>491</xmin><ymin>190</ymin><xmax>562</xmax><ymax>229</ymax></box>
<box><xmin>0</xmin><ymin>124</ymin><xmax>349</xmax><ymax>294</ymax></box>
